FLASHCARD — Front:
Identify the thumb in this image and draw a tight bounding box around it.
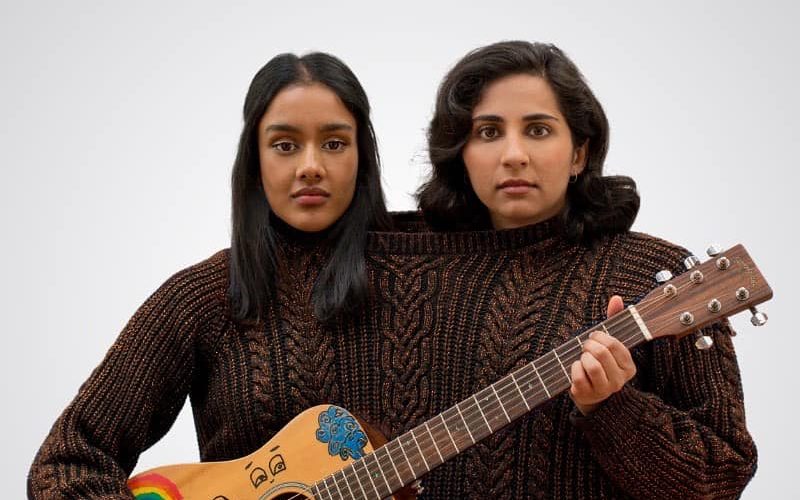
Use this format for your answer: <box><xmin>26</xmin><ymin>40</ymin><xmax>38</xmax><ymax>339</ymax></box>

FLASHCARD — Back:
<box><xmin>607</xmin><ymin>295</ymin><xmax>624</xmax><ymax>318</ymax></box>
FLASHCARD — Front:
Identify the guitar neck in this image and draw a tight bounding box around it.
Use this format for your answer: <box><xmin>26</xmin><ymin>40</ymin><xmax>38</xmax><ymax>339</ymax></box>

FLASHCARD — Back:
<box><xmin>315</xmin><ymin>244</ymin><xmax>772</xmax><ymax>498</ymax></box>
<box><xmin>322</xmin><ymin>309</ymin><xmax>648</xmax><ymax>497</ymax></box>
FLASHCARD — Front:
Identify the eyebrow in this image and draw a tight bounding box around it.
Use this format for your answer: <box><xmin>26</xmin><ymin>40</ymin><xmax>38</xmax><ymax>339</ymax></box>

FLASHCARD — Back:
<box><xmin>264</xmin><ymin>123</ymin><xmax>354</xmax><ymax>133</ymax></box>
<box><xmin>472</xmin><ymin>113</ymin><xmax>559</xmax><ymax>122</ymax></box>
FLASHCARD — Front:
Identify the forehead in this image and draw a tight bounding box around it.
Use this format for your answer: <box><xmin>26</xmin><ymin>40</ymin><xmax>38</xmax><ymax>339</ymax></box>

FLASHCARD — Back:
<box><xmin>473</xmin><ymin>74</ymin><xmax>562</xmax><ymax>117</ymax></box>
<box><xmin>261</xmin><ymin>82</ymin><xmax>356</xmax><ymax>127</ymax></box>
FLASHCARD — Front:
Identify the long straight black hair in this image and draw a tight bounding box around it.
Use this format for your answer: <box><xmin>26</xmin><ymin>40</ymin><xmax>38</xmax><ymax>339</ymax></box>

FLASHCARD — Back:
<box><xmin>417</xmin><ymin>41</ymin><xmax>639</xmax><ymax>243</ymax></box>
<box><xmin>229</xmin><ymin>52</ymin><xmax>391</xmax><ymax>323</ymax></box>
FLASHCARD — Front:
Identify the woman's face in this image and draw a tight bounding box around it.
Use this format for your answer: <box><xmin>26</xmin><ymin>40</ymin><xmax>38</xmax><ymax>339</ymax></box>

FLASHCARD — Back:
<box><xmin>462</xmin><ymin>74</ymin><xmax>586</xmax><ymax>230</ymax></box>
<box><xmin>258</xmin><ymin>82</ymin><xmax>358</xmax><ymax>232</ymax></box>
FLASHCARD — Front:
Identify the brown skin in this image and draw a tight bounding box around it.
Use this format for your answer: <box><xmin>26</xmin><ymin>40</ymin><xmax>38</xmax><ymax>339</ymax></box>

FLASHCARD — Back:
<box><xmin>258</xmin><ymin>82</ymin><xmax>358</xmax><ymax>233</ymax></box>
<box><xmin>462</xmin><ymin>74</ymin><xmax>586</xmax><ymax>230</ymax></box>
<box><xmin>462</xmin><ymin>74</ymin><xmax>636</xmax><ymax>415</ymax></box>
<box><xmin>570</xmin><ymin>295</ymin><xmax>636</xmax><ymax>415</ymax></box>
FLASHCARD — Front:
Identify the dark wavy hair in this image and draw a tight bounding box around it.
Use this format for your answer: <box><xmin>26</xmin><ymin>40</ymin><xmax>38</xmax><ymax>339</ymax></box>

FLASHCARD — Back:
<box><xmin>417</xmin><ymin>41</ymin><xmax>639</xmax><ymax>242</ymax></box>
<box><xmin>229</xmin><ymin>52</ymin><xmax>391</xmax><ymax>323</ymax></box>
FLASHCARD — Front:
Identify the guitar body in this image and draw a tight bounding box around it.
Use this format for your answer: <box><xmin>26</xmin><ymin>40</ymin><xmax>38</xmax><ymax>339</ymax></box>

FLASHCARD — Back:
<box><xmin>128</xmin><ymin>405</ymin><xmax>415</xmax><ymax>499</ymax></box>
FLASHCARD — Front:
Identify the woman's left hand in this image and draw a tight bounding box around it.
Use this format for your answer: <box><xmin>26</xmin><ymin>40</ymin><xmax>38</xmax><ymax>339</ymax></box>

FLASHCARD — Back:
<box><xmin>570</xmin><ymin>295</ymin><xmax>637</xmax><ymax>415</ymax></box>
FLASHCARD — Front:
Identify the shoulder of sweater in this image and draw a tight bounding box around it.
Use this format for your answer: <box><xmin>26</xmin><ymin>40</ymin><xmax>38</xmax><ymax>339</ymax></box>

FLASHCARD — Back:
<box><xmin>610</xmin><ymin>231</ymin><xmax>691</xmax><ymax>269</ymax></box>
<box><xmin>155</xmin><ymin>249</ymin><xmax>231</xmax><ymax>319</ymax></box>
<box><xmin>599</xmin><ymin>232</ymin><xmax>694</xmax><ymax>299</ymax></box>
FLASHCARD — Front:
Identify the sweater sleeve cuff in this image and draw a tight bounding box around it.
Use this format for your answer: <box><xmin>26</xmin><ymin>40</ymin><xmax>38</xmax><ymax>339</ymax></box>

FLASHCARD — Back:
<box><xmin>569</xmin><ymin>385</ymin><xmax>654</xmax><ymax>450</ymax></box>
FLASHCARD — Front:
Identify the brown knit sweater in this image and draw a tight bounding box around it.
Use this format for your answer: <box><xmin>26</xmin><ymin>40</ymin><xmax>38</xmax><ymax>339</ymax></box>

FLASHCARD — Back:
<box><xmin>28</xmin><ymin>215</ymin><xmax>756</xmax><ymax>499</ymax></box>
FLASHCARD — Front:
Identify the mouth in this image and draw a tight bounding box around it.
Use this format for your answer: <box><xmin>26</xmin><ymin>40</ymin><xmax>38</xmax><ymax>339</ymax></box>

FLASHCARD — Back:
<box><xmin>292</xmin><ymin>187</ymin><xmax>330</xmax><ymax>206</ymax></box>
<box><xmin>497</xmin><ymin>179</ymin><xmax>536</xmax><ymax>194</ymax></box>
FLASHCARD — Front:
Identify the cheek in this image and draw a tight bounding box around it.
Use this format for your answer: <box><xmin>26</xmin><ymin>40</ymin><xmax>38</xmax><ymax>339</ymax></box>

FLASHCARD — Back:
<box><xmin>463</xmin><ymin>148</ymin><xmax>496</xmax><ymax>197</ymax></box>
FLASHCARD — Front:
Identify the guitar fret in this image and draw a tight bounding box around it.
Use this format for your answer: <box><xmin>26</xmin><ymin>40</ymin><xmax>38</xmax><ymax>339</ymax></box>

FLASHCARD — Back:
<box><xmin>318</xmin><ymin>478</ymin><xmax>330</xmax><ymax>500</ymax></box>
<box><xmin>440</xmin><ymin>412</ymin><xmax>459</xmax><ymax>453</ymax></box>
<box><xmin>473</xmin><ymin>394</ymin><xmax>492</xmax><ymax>433</ymax></box>
<box><xmin>455</xmin><ymin>402</ymin><xmax>476</xmax><ymax>444</ymax></box>
<box><xmin>325</xmin><ymin>475</ymin><xmax>341</xmax><ymax>499</ymax></box>
<box><xmin>510</xmin><ymin>371</ymin><xmax>531</xmax><ymax>411</ymax></box>
<box><xmin>491</xmin><ymin>384</ymin><xmax>511</xmax><ymax>423</ymax></box>
<box><xmin>370</xmin><ymin>450</ymin><xmax>392</xmax><ymax>493</ymax></box>
<box><xmin>410</xmin><ymin>428</ymin><xmax>430</xmax><ymax>471</ymax></box>
<box><xmin>345</xmin><ymin>463</ymin><xmax>367</xmax><ymax>499</ymax></box>
<box><xmin>382</xmin><ymin>444</ymin><xmax>403</xmax><ymax>489</ymax></box>
<box><xmin>532</xmin><ymin>361</ymin><xmax>551</xmax><ymax>398</ymax></box>
<box><xmin>310</xmin><ymin>484</ymin><xmax>323</xmax><ymax>500</ymax></box>
<box><xmin>361</xmin><ymin>455</ymin><xmax>381</xmax><ymax>497</ymax></box>
<box><xmin>424</xmin><ymin>421</ymin><xmax>444</xmax><ymax>463</ymax></box>
<box><xmin>553</xmin><ymin>350</ymin><xmax>571</xmax><ymax>383</ymax></box>
<box><xmin>398</xmin><ymin>434</ymin><xmax>417</xmax><ymax>478</ymax></box>
<box><xmin>337</xmin><ymin>469</ymin><xmax>357</xmax><ymax>500</ymax></box>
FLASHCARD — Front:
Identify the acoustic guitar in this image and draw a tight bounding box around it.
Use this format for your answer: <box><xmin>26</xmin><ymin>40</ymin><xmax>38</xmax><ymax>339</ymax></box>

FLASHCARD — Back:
<box><xmin>127</xmin><ymin>244</ymin><xmax>772</xmax><ymax>500</ymax></box>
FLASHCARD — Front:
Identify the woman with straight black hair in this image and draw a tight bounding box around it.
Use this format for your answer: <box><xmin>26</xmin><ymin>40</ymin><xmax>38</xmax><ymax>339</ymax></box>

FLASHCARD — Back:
<box><xmin>408</xmin><ymin>41</ymin><xmax>757</xmax><ymax>498</ymax></box>
<box><xmin>28</xmin><ymin>51</ymin><xmax>391</xmax><ymax>498</ymax></box>
<box><xmin>230</xmin><ymin>52</ymin><xmax>391</xmax><ymax>323</ymax></box>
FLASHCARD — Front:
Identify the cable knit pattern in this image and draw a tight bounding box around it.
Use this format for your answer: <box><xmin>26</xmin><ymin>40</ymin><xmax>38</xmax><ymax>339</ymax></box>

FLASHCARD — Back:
<box><xmin>28</xmin><ymin>214</ymin><xmax>757</xmax><ymax>499</ymax></box>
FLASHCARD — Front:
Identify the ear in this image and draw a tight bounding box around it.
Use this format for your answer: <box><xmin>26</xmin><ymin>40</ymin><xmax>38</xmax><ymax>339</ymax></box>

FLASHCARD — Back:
<box><xmin>571</xmin><ymin>140</ymin><xmax>588</xmax><ymax>176</ymax></box>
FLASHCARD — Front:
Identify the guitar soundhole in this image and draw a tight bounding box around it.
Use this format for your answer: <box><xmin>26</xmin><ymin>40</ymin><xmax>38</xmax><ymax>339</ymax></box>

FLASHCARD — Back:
<box><xmin>272</xmin><ymin>494</ymin><xmax>311</xmax><ymax>500</ymax></box>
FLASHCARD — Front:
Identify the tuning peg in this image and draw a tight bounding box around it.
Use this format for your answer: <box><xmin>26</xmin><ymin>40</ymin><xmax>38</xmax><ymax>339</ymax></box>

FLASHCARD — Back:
<box><xmin>750</xmin><ymin>306</ymin><xmax>768</xmax><ymax>326</ymax></box>
<box><xmin>655</xmin><ymin>270</ymin><xmax>673</xmax><ymax>283</ymax></box>
<box><xmin>706</xmin><ymin>244</ymin><xmax>722</xmax><ymax>257</ymax></box>
<box><xmin>694</xmin><ymin>333</ymin><xmax>714</xmax><ymax>350</ymax></box>
<box><xmin>684</xmin><ymin>255</ymin><xmax>701</xmax><ymax>269</ymax></box>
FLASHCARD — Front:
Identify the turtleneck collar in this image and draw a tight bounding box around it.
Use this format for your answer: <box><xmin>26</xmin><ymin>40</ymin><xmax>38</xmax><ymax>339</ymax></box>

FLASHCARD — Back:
<box><xmin>367</xmin><ymin>211</ymin><xmax>564</xmax><ymax>255</ymax></box>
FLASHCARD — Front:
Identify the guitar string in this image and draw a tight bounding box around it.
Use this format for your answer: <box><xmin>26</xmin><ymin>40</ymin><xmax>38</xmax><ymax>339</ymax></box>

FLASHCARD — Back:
<box><xmin>287</xmin><ymin>270</ymin><xmax>732</xmax><ymax>500</ymax></box>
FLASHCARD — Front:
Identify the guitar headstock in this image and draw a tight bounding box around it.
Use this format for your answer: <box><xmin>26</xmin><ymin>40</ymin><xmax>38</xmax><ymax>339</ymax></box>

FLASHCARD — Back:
<box><xmin>635</xmin><ymin>244</ymin><xmax>772</xmax><ymax>345</ymax></box>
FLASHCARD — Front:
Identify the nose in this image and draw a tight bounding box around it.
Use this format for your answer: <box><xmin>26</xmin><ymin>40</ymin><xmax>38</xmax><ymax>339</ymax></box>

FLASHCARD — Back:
<box><xmin>500</xmin><ymin>134</ymin><xmax>529</xmax><ymax>169</ymax></box>
<box><xmin>296</xmin><ymin>147</ymin><xmax>325</xmax><ymax>182</ymax></box>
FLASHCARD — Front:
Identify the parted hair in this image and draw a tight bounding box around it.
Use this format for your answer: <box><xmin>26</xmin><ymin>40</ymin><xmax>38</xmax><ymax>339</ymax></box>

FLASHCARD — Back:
<box><xmin>230</xmin><ymin>52</ymin><xmax>390</xmax><ymax>323</ymax></box>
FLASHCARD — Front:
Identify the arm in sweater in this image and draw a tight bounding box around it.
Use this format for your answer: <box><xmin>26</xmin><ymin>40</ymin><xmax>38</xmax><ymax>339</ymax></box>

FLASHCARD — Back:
<box><xmin>574</xmin><ymin>238</ymin><xmax>757</xmax><ymax>499</ymax></box>
<box><xmin>27</xmin><ymin>260</ymin><xmax>224</xmax><ymax>499</ymax></box>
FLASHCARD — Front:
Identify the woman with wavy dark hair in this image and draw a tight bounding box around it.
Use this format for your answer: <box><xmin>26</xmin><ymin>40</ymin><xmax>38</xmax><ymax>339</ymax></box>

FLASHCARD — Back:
<box><xmin>28</xmin><ymin>51</ymin><xmax>390</xmax><ymax>498</ymax></box>
<box><xmin>409</xmin><ymin>41</ymin><xmax>757</xmax><ymax>498</ymax></box>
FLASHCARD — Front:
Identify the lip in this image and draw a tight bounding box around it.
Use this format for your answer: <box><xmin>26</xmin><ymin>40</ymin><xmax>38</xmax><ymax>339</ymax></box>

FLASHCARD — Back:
<box><xmin>497</xmin><ymin>179</ymin><xmax>536</xmax><ymax>194</ymax></box>
<box><xmin>292</xmin><ymin>187</ymin><xmax>330</xmax><ymax>206</ymax></box>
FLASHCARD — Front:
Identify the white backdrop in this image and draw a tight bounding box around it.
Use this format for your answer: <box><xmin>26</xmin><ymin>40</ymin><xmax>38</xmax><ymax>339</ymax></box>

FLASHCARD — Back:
<box><xmin>2</xmin><ymin>1</ymin><xmax>797</xmax><ymax>497</ymax></box>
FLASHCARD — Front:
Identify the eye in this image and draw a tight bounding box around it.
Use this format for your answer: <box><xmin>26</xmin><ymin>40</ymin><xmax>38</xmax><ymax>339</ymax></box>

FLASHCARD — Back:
<box><xmin>271</xmin><ymin>140</ymin><xmax>298</xmax><ymax>153</ymax></box>
<box><xmin>528</xmin><ymin>124</ymin><xmax>551</xmax><ymax>137</ymax></box>
<box><xmin>322</xmin><ymin>139</ymin><xmax>347</xmax><ymax>151</ymax></box>
<box><xmin>477</xmin><ymin>125</ymin><xmax>500</xmax><ymax>140</ymax></box>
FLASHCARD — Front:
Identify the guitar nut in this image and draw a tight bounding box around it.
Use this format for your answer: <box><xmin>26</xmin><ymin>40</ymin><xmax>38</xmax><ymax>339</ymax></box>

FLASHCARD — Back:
<box><xmin>690</xmin><ymin>270</ymin><xmax>704</xmax><ymax>283</ymax></box>
<box><xmin>707</xmin><ymin>299</ymin><xmax>721</xmax><ymax>313</ymax></box>
<box><xmin>736</xmin><ymin>287</ymin><xmax>750</xmax><ymax>301</ymax></box>
<box><xmin>664</xmin><ymin>284</ymin><xmax>677</xmax><ymax>297</ymax></box>
<box><xmin>680</xmin><ymin>312</ymin><xmax>695</xmax><ymax>325</ymax></box>
<box><xmin>716</xmin><ymin>256</ymin><xmax>731</xmax><ymax>270</ymax></box>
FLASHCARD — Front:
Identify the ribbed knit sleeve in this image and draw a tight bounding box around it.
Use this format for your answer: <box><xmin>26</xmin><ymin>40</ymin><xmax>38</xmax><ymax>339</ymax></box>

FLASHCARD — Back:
<box><xmin>28</xmin><ymin>251</ymin><xmax>229</xmax><ymax>499</ymax></box>
<box><xmin>573</xmin><ymin>234</ymin><xmax>757</xmax><ymax>499</ymax></box>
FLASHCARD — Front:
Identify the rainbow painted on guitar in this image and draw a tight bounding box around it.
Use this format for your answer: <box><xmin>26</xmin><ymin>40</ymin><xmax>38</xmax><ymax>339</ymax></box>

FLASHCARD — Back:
<box><xmin>128</xmin><ymin>472</ymin><xmax>183</xmax><ymax>500</ymax></box>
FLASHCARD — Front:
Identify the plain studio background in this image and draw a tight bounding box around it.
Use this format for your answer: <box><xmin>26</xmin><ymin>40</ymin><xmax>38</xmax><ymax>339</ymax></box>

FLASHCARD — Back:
<box><xmin>2</xmin><ymin>1</ymin><xmax>797</xmax><ymax>497</ymax></box>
